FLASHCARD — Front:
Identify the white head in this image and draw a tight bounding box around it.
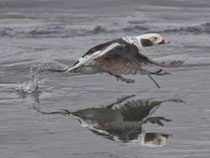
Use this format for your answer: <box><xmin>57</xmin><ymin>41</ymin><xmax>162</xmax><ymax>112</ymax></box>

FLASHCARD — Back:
<box><xmin>135</xmin><ymin>33</ymin><xmax>169</xmax><ymax>47</ymax></box>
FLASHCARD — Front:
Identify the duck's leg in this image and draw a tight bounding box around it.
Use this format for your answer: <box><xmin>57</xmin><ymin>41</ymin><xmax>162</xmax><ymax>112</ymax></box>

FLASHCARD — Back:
<box><xmin>108</xmin><ymin>72</ymin><xmax>135</xmax><ymax>83</ymax></box>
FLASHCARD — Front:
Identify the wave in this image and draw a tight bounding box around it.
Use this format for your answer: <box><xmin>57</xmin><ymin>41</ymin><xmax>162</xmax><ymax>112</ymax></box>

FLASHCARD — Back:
<box><xmin>0</xmin><ymin>25</ymin><xmax>107</xmax><ymax>38</ymax></box>
<box><xmin>1</xmin><ymin>21</ymin><xmax>210</xmax><ymax>38</ymax></box>
<box><xmin>0</xmin><ymin>25</ymin><xmax>148</xmax><ymax>38</ymax></box>
<box><xmin>162</xmin><ymin>22</ymin><xmax>210</xmax><ymax>34</ymax></box>
<box><xmin>0</xmin><ymin>25</ymin><xmax>150</xmax><ymax>38</ymax></box>
<box><xmin>0</xmin><ymin>18</ymin><xmax>151</xmax><ymax>38</ymax></box>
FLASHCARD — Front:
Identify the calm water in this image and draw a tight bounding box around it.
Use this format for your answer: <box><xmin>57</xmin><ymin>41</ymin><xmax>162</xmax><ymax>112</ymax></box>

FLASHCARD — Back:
<box><xmin>1</xmin><ymin>0</ymin><xmax>210</xmax><ymax>158</ymax></box>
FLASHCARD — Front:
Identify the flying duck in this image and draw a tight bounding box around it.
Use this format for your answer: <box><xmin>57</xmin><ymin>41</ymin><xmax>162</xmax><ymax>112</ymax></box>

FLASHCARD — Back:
<box><xmin>65</xmin><ymin>33</ymin><xmax>184</xmax><ymax>88</ymax></box>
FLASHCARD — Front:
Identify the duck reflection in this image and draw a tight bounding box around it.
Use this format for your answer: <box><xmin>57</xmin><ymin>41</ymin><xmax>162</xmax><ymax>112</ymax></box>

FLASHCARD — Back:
<box><xmin>34</xmin><ymin>95</ymin><xmax>184</xmax><ymax>147</ymax></box>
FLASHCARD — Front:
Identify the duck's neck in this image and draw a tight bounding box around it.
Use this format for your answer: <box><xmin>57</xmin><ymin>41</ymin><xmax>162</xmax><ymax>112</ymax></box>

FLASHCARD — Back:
<box><xmin>122</xmin><ymin>36</ymin><xmax>143</xmax><ymax>50</ymax></box>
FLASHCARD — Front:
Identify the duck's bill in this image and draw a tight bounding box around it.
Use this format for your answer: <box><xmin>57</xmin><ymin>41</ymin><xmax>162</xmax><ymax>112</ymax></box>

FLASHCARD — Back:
<box><xmin>159</xmin><ymin>39</ymin><xmax>170</xmax><ymax>45</ymax></box>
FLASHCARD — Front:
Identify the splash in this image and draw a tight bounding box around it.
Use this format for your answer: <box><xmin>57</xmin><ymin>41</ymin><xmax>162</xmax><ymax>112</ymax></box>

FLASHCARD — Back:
<box><xmin>14</xmin><ymin>59</ymin><xmax>69</xmax><ymax>94</ymax></box>
<box><xmin>15</xmin><ymin>68</ymin><xmax>43</xmax><ymax>96</ymax></box>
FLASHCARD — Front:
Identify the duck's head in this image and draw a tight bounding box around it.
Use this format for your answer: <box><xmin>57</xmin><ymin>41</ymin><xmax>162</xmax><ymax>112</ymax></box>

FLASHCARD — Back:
<box><xmin>136</xmin><ymin>33</ymin><xmax>169</xmax><ymax>47</ymax></box>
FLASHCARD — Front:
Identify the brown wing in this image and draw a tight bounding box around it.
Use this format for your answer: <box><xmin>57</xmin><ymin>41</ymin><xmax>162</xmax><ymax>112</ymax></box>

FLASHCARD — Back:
<box><xmin>96</xmin><ymin>57</ymin><xmax>144</xmax><ymax>75</ymax></box>
<box><xmin>95</xmin><ymin>43</ymin><xmax>147</xmax><ymax>75</ymax></box>
<box><xmin>95</xmin><ymin>42</ymin><xmax>184</xmax><ymax>75</ymax></box>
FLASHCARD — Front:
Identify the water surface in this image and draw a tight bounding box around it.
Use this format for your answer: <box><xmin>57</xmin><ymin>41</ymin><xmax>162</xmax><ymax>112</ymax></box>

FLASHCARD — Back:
<box><xmin>0</xmin><ymin>0</ymin><xmax>210</xmax><ymax>158</ymax></box>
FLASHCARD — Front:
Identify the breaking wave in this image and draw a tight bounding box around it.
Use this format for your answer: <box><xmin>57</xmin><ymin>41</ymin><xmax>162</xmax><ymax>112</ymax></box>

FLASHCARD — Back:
<box><xmin>1</xmin><ymin>21</ymin><xmax>210</xmax><ymax>38</ymax></box>
<box><xmin>0</xmin><ymin>23</ymin><xmax>149</xmax><ymax>38</ymax></box>
<box><xmin>162</xmin><ymin>22</ymin><xmax>210</xmax><ymax>34</ymax></box>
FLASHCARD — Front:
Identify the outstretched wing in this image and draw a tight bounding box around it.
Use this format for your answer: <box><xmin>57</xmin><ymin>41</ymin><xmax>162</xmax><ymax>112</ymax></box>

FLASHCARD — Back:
<box><xmin>95</xmin><ymin>43</ymin><xmax>148</xmax><ymax>75</ymax></box>
<box><xmin>95</xmin><ymin>42</ymin><xmax>183</xmax><ymax>75</ymax></box>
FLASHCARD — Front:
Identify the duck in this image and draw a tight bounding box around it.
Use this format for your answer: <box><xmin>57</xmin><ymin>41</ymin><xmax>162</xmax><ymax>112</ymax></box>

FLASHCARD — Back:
<box><xmin>64</xmin><ymin>33</ymin><xmax>184</xmax><ymax>88</ymax></box>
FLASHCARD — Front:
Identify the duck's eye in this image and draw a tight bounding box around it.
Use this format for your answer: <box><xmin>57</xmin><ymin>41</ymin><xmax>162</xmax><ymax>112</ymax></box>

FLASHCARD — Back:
<box><xmin>154</xmin><ymin>37</ymin><xmax>158</xmax><ymax>40</ymax></box>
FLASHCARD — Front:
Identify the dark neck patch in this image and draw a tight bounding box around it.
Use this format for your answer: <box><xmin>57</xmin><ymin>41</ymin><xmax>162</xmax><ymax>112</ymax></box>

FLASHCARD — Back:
<box><xmin>141</xmin><ymin>39</ymin><xmax>153</xmax><ymax>47</ymax></box>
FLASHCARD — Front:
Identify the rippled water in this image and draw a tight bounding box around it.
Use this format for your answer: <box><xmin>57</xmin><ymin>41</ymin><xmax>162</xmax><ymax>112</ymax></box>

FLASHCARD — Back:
<box><xmin>1</xmin><ymin>0</ymin><xmax>210</xmax><ymax>158</ymax></box>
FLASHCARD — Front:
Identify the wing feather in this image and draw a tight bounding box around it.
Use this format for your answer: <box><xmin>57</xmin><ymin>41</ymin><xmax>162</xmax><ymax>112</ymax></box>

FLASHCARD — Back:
<box><xmin>95</xmin><ymin>43</ymin><xmax>146</xmax><ymax>75</ymax></box>
<box><xmin>95</xmin><ymin>42</ymin><xmax>184</xmax><ymax>76</ymax></box>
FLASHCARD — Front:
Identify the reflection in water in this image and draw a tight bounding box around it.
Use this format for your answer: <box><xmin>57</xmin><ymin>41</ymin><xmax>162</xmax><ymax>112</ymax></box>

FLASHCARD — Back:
<box><xmin>34</xmin><ymin>95</ymin><xmax>184</xmax><ymax>147</ymax></box>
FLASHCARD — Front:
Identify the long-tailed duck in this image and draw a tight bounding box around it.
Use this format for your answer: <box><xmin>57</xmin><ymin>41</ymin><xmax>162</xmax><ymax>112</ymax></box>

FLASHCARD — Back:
<box><xmin>65</xmin><ymin>33</ymin><xmax>184</xmax><ymax>88</ymax></box>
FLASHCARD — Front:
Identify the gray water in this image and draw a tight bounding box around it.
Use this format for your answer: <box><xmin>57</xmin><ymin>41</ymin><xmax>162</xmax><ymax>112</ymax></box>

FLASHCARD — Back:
<box><xmin>1</xmin><ymin>0</ymin><xmax>210</xmax><ymax>157</ymax></box>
